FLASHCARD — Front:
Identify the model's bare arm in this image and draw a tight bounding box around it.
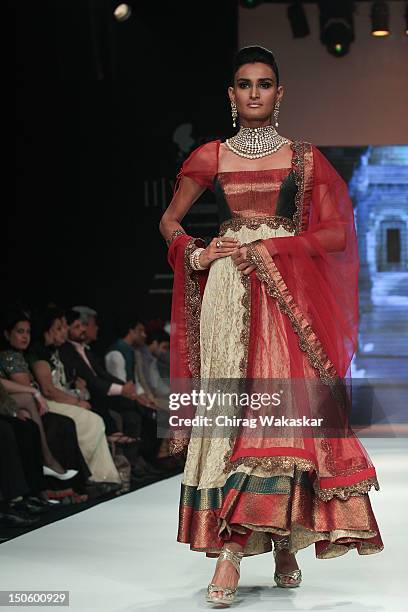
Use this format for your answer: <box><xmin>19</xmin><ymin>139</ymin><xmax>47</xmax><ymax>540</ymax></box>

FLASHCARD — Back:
<box><xmin>159</xmin><ymin>176</ymin><xmax>206</xmax><ymax>245</ymax></box>
<box><xmin>159</xmin><ymin>176</ymin><xmax>239</xmax><ymax>267</ymax></box>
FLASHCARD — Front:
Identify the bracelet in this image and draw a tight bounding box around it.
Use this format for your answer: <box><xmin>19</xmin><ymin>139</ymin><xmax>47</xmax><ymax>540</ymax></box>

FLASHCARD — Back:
<box><xmin>190</xmin><ymin>247</ymin><xmax>207</xmax><ymax>271</ymax></box>
<box><xmin>33</xmin><ymin>391</ymin><xmax>41</xmax><ymax>400</ymax></box>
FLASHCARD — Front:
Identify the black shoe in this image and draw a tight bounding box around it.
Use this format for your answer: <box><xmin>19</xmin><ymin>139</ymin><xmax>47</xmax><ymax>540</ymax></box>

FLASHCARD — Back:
<box><xmin>10</xmin><ymin>499</ymin><xmax>51</xmax><ymax>516</ymax></box>
<box><xmin>96</xmin><ymin>482</ymin><xmax>122</xmax><ymax>495</ymax></box>
<box><xmin>26</xmin><ymin>496</ymin><xmax>58</xmax><ymax>510</ymax></box>
<box><xmin>85</xmin><ymin>481</ymin><xmax>122</xmax><ymax>498</ymax></box>
<box><xmin>0</xmin><ymin>511</ymin><xmax>40</xmax><ymax>527</ymax></box>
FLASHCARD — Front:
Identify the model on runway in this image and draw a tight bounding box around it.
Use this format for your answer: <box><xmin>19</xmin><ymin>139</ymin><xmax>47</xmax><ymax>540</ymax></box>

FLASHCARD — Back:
<box><xmin>159</xmin><ymin>45</ymin><xmax>383</xmax><ymax>607</ymax></box>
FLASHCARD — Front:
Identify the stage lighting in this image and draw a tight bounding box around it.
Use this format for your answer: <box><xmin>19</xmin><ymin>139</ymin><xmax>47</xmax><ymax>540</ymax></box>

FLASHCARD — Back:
<box><xmin>288</xmin><ymin>2</ymin><xmax>310</xmax><ymax>38</ymax></box>
<box><xmin>318</xmin><ymin>0</ymin><xmax>355</xmax><ymax>57</ymax></box>
<box><xmin>113</xmin><ymin>3</ymin><xmax>132</xmax><ymax>22</ymax></box>
<box><xmin>371</xmin><ymin>1</ymin><xmax>390</xmax><ymax>36</ymax></box>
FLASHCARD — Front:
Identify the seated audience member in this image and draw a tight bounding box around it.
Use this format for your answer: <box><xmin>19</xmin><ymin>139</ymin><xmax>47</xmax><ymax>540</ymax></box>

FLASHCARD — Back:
<box><xmin>2</xmin><ymin>377</ymin><xmax>96</xmax><ymax>503</ymax></box>
<box><xmin>136</xmin><ymin>325</ymin><xmax>181</xmax><ymax>469</ymax></box>
<box><xmin>0</xmin><ymin>312</ymin><xmax>78</xmax><ymax>481</ymax></box>
<box><xmin>60</xmin><ymin>310</ymin><xmax>140</xmax><ymax>442</ymax></box>
<box><xmin>0</xmin><ymin>382</ymin><xmax>55</xmax><ymax>525</ymax></box>
<box><xmin>141</xmin><ymin>329</ymin><xmax>170</xmax><ymax>407</ymax></box>
<box><xmin>105</xmin><ymin>318</ymin><xmax>158</xmax><ymax>409</ymax></box>
<box><xmin>156</xmin><ymin>326</ymin><xmax>170</xmax><ymax>381</ymax></box>
<box><xmin>60</xmin><ymin>310</ymin><xmax>162</xmax><ymax>477</ymax></box>
<box><xmin>1</xmin><ymin>307</ymin><xmax>121</xmax><ymax>486</ymax></box>
<box><xmin>71</xmin><ymin>305</ymin><xmax>99</xmax><ymax>346</ymax></box>
<box><xmin>0</xmin><ymin>419</ymin><xmax>40</xmax><ymax>527</ymax></box>
<box><xmin>105</xmin><ymin>318</ymin><xmax>178</xmax><ymax>471</ymax></box>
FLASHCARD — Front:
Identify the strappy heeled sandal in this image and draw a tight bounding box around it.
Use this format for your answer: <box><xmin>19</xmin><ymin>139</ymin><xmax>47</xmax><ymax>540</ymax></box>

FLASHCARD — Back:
<box><xmin>206</xmin><ymin>547</ymin><xmax>244</xmax><ymax>606</ymax></box>
<box><xmin>273</xmin><ymin>536</ymin><xmax>302</xmax><ymax>588</ymax></box>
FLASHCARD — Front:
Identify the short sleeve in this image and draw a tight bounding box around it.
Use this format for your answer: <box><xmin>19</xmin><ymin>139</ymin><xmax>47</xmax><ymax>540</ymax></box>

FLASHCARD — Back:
<box><xmin>0</xmin><ymin>350</ymin><xmax>30</xmax><ymax>378</ymax></box>
<box><xmin>173</xmin><ymin>140</ymin><xmax>220</xmax><ymax>195</ymax></box>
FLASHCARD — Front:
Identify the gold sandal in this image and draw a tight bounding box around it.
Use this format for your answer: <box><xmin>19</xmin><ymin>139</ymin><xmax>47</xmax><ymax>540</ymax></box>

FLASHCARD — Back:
<box><xmin>273</xmin><ymin>536</ymin><xmax>302</xmax><ymax>588</ymax></box>
<box><xmin>206</xmin><ymin>547</ymin><xmax>244</xmax><ymax>606</ymax></box>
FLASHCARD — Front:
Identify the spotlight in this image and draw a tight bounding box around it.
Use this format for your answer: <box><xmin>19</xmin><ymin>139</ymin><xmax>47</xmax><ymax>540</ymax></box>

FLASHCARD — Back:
<box><xmin>288</xmin><ymin>2</ymin><xmax>310</xmax><ymax>39</ymax></box>
<box><xmin>371</xmin><ymin>1</ymin><xmax>390</xmax><ymax>36</ymax></box>
<box><xmin>318</xmin><ymin>0</ymin><xmax>355</xmax><ymax>57</ymax></box>
<box><xmin>113</xmin><ymin>3</ymin><xmax>132</xmax><ymax>22</ymax></box>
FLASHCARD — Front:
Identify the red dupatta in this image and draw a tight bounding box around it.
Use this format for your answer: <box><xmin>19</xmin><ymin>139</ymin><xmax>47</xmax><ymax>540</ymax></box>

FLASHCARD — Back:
<box><xmin>166</xmin><ymin>139</ymin><xmax>380</xmax><ymax>501</ymax></box>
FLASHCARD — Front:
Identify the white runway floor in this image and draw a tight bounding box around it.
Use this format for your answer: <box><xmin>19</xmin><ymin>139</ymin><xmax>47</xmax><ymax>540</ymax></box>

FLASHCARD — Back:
<box><xmin>1</xmin><ymin>437</ymin><xmax>406</xmax><ymax>612</ymax></box>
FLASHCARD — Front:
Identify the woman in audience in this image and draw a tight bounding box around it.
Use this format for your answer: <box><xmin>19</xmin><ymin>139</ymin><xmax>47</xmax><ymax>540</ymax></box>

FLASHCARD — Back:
<box><xmin>0</xmin><ymin>382</ymin><xmax>54</xmax><ymax>524</ymax></box>
<box><xmin>0</xmin><ymin>308</ymin><xmax>121</xmax><ymax>486</ymax></box>
<box><xmin>0</xmin><ymin>316</ymin><xmax>77</xmax><ymax>480</ymax></box>
<box><xmin>1</xmin><ymin>377</ymin><xmax>93</xmax><ymax>502</ymax></box>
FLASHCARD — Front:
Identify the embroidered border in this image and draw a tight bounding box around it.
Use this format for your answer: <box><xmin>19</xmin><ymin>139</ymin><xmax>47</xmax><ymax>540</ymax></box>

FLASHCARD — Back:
<box><xmin>223</xmin><ymin>454</ymin><xmax>316</xmax><ymax>475</ymax></box>
<box><xmin>183</xmin><ymin>238</ymin><xmax>205</xmax><ymax>379</ymax></box>
<box><xmin>320</xmin><ymin>438</ymin><xmax>369</xmax><ymax>477</ymax></box>
<box><xmin>220</xmin><ymin>451</ymin><xmax>380</xmax><ymax>501</ymax></box>
<box><xmin>219</xmin><ymin>215</ymin><xmax>295</xmax><ymax>236</ymax></box>
<box><xmin>169</xmin><ymin>237</ymin><xmax>204</xmax><ymax>457</ymax></box>
<box><xmin>246</xmin><ymin>241</ymin><xmax>339</xmax><ymax>387</ymax></box>
<box><xmin>166</xmin><ymin>228</ymin><xmax>187</xmax><ymax>247</ymax></box>
<box><xmin>169</xmin><ymin>437</ymin><xmax>190</xmax><ymax>457</ymax></box>
<box><xmin>290</xmin><ymin>141</ymin><xmax>313</xmax><ymax>235</ymax></box>
<box><xmin>314</xmin><ymin>476</ymin><xmax>380</xmax><ymax>501</ymax></box>
<box><xmin>239</xmin><ymin>273</ymin><xmax>251</xmax><ymax>377</ymax></box>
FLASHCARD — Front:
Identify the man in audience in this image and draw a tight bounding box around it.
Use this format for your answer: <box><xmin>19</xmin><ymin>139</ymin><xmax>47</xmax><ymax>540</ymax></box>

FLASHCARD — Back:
<box><xmin>60</xmin><ymin>310</ymin><xmax>164</xmax><ymax>477</ymax></box>
<box><xmin>106</xmin><ymin>318</ymin><xmax>180</xmax><ymax>471</ymax></box>
<box><xmin>156</xmin><ymin>326</ymin><xmax>170</xmax><ymax>381</ymax></box>
<box><xmin>135</xmin><ymin>327</ymin><xmax>181</xmax><ymax>469</ymax></box>
<box><xmin>71</xmin><ymin>305</ymin><xmax>99</xmax><ymax>345</ymax></box>
<box><xmin>105</xmin><ymin>319</ymin><xmax>159</xmax><ymax>409</ymax></box>
<box><xmin>142</xmin><ymin>329</ymin><xmax>170</xmax><ymax>406</ymax></box>
<box><xmin>70</xmin><ymin>307</ymin><xmax>157</xmax><ymax>411</ymax></box>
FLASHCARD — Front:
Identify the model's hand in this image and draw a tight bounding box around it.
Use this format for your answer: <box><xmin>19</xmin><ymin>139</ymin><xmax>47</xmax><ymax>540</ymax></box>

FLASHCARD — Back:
<box><xmin>78</xmin><ymin>400</ymin><xmax>91</xmax><ymax>410</ymax></box>
<box><xmin>17</xmin><ymin>408</ymin><xmax>32</xmax><ymax>421</ymax></box>
<box><xmin>199</xmin><ymin>237</ymin><xmax>240</xmax><ymax>268</ymax></box>
<box><xmin>231</xmin><ymin>245</ymin><xmax>257</xmax><ymax>275</ymax></box>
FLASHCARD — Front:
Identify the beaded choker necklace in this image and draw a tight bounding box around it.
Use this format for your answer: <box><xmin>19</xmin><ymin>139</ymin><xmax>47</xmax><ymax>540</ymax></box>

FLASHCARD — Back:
<box><xmin>225</xmin><ymin>125</ymin><xmax>290</xmax><ymax>159</ymax></box>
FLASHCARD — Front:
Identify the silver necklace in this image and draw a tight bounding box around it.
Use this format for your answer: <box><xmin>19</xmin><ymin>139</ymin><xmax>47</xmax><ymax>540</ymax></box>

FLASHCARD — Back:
<box><xmin>225</xmin><ymin>125</ymin><xmax>290</xmax><ymax>159</ymax></box>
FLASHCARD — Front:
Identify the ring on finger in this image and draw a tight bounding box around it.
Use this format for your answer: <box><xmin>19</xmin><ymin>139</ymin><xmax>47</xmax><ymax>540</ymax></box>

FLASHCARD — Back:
<box><xmin>216</xmin><ymin>239</ymin><xmax>222</xmax><ymax>248</ymax></box>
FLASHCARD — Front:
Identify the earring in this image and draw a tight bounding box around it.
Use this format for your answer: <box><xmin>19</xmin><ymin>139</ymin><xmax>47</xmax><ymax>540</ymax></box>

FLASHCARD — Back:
<box><xmin>273</xmin><ymin>100</ymin><xmax>280</xmax><ymax>128</ymax></box>
<box><xmin>231</xmin><ymin>100</ymin><xmax>238</xmax><ymax>128</ymax></box>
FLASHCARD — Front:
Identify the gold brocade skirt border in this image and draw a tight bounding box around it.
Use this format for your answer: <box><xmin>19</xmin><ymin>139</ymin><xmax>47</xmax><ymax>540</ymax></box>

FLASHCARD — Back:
<box><xmin>177</xmin><ymin>468</ymin><xmax>384</xmax><ymax>559</ymax></box>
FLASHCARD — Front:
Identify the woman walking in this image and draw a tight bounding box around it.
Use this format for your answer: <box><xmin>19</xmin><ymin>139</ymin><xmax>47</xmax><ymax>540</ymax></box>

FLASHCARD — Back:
<box><xmin>159</xmin><ymin>46</ymin><xmax>383</xmax><ymax>606</ymax></box>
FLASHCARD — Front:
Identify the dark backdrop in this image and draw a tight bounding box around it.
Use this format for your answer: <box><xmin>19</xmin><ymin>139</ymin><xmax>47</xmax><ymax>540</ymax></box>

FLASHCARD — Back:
<box><xmin>12</xmin><ymin>0</ymin><xmax>238</xmax><ymax>345</ymax></box>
